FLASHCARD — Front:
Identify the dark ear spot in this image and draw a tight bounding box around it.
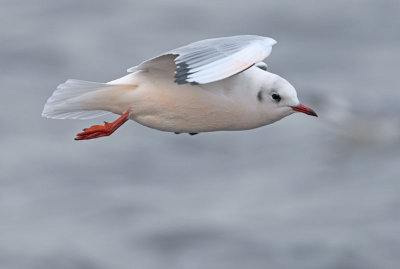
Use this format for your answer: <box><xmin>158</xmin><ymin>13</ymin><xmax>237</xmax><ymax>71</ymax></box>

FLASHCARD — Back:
<box><xmin>257</xmin><ymin>91</ymin><xmax>263</xmax><ymax>102</ymax></box>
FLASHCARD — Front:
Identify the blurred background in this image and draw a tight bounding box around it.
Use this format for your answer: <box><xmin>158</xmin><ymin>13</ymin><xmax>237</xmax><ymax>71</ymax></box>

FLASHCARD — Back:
<box><xmin>1</xmin><ymin>0</ymin><xmax>400</xmax><ymax>268</ymax></box>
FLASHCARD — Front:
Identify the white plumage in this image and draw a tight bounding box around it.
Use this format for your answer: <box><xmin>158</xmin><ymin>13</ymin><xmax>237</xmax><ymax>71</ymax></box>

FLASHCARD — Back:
<box><xmin>42</xmin><ymin>35</ymin><xmax>316</xmax><ymax>140</ymax></box>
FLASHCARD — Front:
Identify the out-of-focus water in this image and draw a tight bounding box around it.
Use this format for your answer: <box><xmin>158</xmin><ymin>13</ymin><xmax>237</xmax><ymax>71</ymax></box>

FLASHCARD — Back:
<box><xmin>1</xmin><ymin>0</ymin><xmax>400</xmax><ymax>268</ymax></box>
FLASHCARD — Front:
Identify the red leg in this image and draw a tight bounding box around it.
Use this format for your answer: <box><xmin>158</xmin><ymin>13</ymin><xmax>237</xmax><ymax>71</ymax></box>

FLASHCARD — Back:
<box><xmin>75</xmin><ymin>110</ymin><xmax>131</xmax><ymax>141</ymax></box>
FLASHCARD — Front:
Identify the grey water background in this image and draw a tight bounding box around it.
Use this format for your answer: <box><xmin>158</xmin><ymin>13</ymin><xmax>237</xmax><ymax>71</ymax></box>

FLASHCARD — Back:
<box><xmin>1</xmin><ymin>0</ymin><xmax>400</xmax><ymax>268</ymax></box>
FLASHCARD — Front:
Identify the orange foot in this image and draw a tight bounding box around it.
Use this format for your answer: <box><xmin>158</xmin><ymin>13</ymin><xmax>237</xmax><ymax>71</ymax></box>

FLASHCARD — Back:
<box><xmin>75</xmin><ymin>110</ymin><xmax>130</xmax><ymax>141</ymax></box>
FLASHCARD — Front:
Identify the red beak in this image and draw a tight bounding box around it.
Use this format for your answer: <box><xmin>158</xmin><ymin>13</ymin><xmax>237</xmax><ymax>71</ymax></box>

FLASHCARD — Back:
<box><xmin>291</xmin><ymin>104</ymin><xmax>318</xmax><ymax>117</ymax></box>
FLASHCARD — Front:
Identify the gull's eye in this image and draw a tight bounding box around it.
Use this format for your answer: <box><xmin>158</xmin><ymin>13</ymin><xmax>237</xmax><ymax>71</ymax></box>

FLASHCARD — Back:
<box><xmin>272</xmin><ymin>93</ymin><xmax>281</xmax><ymax>102</ymax></box>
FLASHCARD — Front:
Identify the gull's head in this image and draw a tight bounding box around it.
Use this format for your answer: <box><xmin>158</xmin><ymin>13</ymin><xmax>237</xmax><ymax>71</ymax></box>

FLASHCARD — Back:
<box><xmin>256</xmin><ymin>72</ymin><xmax>317</xmax><ymax>124</ymax></box>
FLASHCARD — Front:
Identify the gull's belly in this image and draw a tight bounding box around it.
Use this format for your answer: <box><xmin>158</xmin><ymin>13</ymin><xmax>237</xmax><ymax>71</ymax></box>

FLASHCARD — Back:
<box><xmin>132</xmin><ymin>89</ymin><xmax>237</xmax><ymax>132</ymax></box>
<box><xmin>127</xmin><ymin>80</ymin><xmax>257</xmax><ymax>133</ymax></box>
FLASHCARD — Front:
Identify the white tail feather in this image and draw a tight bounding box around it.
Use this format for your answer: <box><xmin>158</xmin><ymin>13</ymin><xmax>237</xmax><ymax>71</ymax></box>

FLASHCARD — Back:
<box><xmin>42</xmin><ymin>79</ymin><xmax>119</xmax><ymax>120</ymax></box>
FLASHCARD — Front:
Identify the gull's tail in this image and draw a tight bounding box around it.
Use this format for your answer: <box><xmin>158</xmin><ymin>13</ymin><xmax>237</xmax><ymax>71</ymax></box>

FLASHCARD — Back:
<box><xmin>42</xmin><ymin>79</ymin><xmax>135</xmax><ymax>120</ymax></box>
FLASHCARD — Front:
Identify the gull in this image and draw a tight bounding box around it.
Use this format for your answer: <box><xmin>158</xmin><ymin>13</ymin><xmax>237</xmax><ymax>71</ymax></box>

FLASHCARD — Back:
<box><xmin>42</xmin><ymin>35</ymin><xmax>317</xmax><ymax>140</ymax></box>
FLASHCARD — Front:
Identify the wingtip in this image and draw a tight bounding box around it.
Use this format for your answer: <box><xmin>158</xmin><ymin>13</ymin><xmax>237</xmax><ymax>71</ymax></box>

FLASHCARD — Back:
<box><xmin>174</xmin><ymin>79</ymin><xmax>187</xmax><ymax>85</ymax></box>
<box><xmin>269</xmin><ymin>37</ymin><xmax>278</xmax><ymax>46</ymax></box>
<box><xmin>173</xmin><ymin>78</ymin><xmax>200</xmax><ymax>85</ymax></box>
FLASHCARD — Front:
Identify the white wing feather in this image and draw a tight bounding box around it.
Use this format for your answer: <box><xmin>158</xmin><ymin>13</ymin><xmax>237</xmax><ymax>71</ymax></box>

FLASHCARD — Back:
<box><xmin>128</xmin><ymin>35</ymin><xmax>277</xmax><ymax>85</ymax></box>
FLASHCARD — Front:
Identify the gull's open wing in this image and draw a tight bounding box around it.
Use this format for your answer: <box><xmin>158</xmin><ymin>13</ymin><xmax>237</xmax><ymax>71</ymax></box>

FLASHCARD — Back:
<box><xmin>128</xmin><ymin>35</ymin><xmax>277</xmax><ymax>85</ymax></box>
